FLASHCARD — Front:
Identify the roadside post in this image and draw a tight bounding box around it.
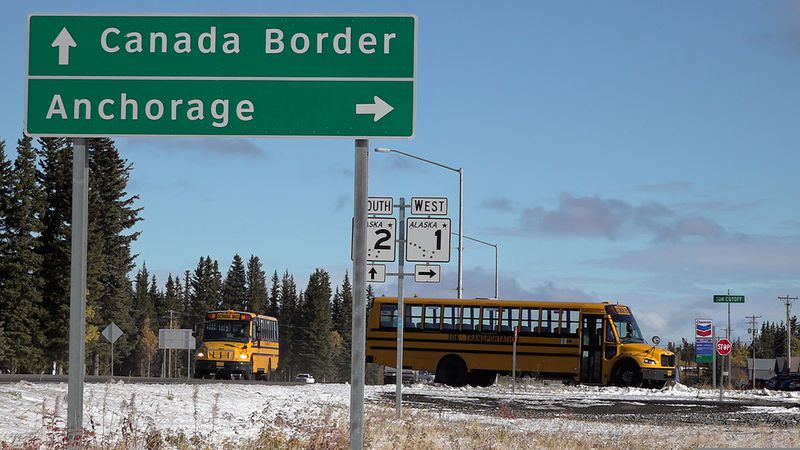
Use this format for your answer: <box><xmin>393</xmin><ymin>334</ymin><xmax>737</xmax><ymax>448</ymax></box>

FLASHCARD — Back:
<box><xmin>712</xmin><ymin>326</ymin><xmax>717</xmax><ymax>389</ymax></box>
<box><xmin>101</xmin><ymin>322</ymin><xmax>123</xmax><ymax>378</ymax></box>
<box><xmin>717</xmin><ymin>338</ymin><xmax>732</xmax><ymax>400</ymax></box>
<box><xmin>27</xmin><ymin>14</ymin><xmax>417</xmax><ymax>449</ymax></box>
<box><xmin>512</xmin><ymin>326</ymin><xmax>518</xmax><ymax>395</ymax></box>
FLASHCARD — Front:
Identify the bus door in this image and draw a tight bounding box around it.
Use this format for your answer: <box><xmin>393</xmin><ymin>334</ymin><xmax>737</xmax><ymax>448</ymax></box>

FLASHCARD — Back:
<box><xmin>580</xmin><ymin>314</ymin><xmax>604</xmax><ymax>384</ymax></box>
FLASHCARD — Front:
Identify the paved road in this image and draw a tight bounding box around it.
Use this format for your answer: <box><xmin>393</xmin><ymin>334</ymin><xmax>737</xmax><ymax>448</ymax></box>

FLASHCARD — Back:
<box><xmin>377</xmin><ymin>390</ymin><xmax>800</xmax><ymax>426</ymax></box>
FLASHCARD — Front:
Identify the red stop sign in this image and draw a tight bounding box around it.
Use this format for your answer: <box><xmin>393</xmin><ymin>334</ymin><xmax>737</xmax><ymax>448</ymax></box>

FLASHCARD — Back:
<box><xmin>717</xmin><ymin>339</ymin><xmax>732</xmax><ymax>356</ymax></box>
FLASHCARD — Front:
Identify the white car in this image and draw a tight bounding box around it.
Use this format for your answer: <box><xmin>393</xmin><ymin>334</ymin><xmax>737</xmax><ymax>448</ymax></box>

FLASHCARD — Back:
<box><xmin>295</xmin><ymin>373</ymin><xmax>315</xmax><ymax>384</ymax></box>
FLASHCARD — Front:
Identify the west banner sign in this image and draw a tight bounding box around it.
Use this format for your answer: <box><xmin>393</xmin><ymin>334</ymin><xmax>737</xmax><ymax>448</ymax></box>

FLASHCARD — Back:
<box><xmin>26</xmin><ymin>14</ymin><xmax>416</xmax><ymax>137</ymax></box>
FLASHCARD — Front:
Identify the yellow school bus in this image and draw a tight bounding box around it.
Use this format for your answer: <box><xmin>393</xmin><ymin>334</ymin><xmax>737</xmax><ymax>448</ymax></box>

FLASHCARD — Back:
<box><xmin>193</xmin><ymin>310</ymin><xmax>279</xmax><ymax>380</ymax></box>
<box><xmin>366</xmin><ymin>297</ymin><xmax>675</xmax><ymax>387</ymax></box>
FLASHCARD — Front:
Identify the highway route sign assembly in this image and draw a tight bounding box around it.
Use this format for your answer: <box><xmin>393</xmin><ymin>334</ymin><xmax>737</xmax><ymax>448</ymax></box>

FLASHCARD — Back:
<box><xmin>26</xmin><ymin>14</ymin><xmax>416</xmax><ymax>138</ymax></box>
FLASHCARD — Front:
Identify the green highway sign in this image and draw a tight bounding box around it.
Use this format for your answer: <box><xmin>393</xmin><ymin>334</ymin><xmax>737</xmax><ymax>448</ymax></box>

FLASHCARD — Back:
<box><xmin>713</xmin><ymin>295</ymin><xmax>745</xmax><ymax>303</ymax></box>
<box><xmin>26</xmin><ymin>14</ymin><xmax>416</xmax><ymax>137</ymax></box>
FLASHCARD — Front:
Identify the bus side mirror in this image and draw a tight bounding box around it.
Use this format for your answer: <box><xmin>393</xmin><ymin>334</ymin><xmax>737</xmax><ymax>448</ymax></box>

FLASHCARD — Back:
<box><xmin>652</xmin><ymin>336</ymin><xmax>661</xmax><ymax>345</ymax></box>
<box><xmin>191</xmin><ymin>326</ymin><xmax>197</xmax><ymax>338</ymax></box>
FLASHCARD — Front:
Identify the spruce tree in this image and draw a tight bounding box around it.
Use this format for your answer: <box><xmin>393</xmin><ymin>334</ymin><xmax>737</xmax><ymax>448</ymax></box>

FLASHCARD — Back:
<box><xmin>35</xmin><ymin>137</ymin><xmax>72</xmax><ymax>371</ymax></box>
<box><xmin>336</xmin><ymin>272</ymin><xmax>354</xmax><ymax>381</ymax></box>
<box><xmin>331</xmin><ymin>287</ymin><xmax>343</xmax><ymax>333</ymax></box>
<box><xmin>297</xmin><ymin>269</ymin><xmax>334</xmax><ymax>382</ymax></box>
<box><xmin>268</xmin><ymin>270</ymin><xmax>280</xmax><ymax>318</ymax></box>
<box><xmin>244</xmin><ymin>255</ymin><xmax>268</xmax><ymax>314</ymax></box>
<box><xmin>0</xmin><ymin>135</ymin><xmax>45</xmax><ymax>372</ymax></box>
<box><xmin>278</xmin><ymin>271</ymin><xmax>298</xmax><ymax>378</ymax></box>
<box><xmin>222</xmin><ymin>254</ymin><xmax>248</xmax><ymax>310</ymax></box>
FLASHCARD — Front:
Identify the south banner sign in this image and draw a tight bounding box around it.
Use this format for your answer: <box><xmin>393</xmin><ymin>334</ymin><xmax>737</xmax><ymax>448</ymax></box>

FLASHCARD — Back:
<box><xmin>26</xmin><ymin>14</ymin><xmax>416</xmax><ymax>137</ymax></box>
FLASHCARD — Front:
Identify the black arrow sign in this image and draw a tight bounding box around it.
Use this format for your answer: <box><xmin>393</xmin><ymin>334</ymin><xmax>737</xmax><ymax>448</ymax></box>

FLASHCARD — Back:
<box><xmin>368</xmin><ymin>267</ymin><xmax>378</xmax><ymax>280</ymax></box>
<box><xmin>418</xmin><ymin>269</ymin><xmax>437</xmax><ymax>278</ymax></box>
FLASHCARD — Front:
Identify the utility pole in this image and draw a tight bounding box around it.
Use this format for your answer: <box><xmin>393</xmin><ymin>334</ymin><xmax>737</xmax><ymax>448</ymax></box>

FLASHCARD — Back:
<box><xmin>779</xmin><ymin>295</ymin><xmax>797</xmax><ymax>373</ymax></box>
<box><xmin>746</xmin><ymin>315</ymin><xmax>761</xmax><ymax>389</ymax></box>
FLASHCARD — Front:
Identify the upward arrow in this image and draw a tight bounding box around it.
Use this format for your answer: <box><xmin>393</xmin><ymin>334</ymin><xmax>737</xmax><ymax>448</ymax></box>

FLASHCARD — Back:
<box><xmin>368</xmin><ymin>267</ymin><xmax>378</xmax><ymax>280</ymax></box>
<box><xmin>52</xmin><ymin>27</ymin><xmax>76</xmax><ymax>66</ymax></box>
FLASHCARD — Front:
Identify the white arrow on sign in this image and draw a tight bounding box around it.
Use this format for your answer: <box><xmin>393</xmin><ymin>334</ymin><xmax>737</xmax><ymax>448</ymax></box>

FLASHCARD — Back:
<box><xmin>356</xmin><ymin>96</ymin><xmax>394</xmax><ymax>122</ymax></box>
<box><xmin>51</xmin><ymin>27</ymin><xmax>77</xmax><ymax>66</ymax></box>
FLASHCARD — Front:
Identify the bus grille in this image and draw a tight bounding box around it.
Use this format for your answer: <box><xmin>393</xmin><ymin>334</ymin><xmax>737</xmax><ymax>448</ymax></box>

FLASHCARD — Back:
<box><xmin>661</xmin><ymin>355</ymin><xmax>675</xmax><ymax>367</ymax></box>
<box><xmin>210</xmin><ymin>350</ymin><xmax>234</xmax><ymax>360</ymax></box>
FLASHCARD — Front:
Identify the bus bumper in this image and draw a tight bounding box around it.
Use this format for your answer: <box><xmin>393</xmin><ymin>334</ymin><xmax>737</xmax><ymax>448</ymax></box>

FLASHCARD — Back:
<box><xmin>195</xmin><ymin>360</ymin><xmax>252</xmax><ymax>375</ymax></box>
<box><xmin>642</xmin><ymin>368</ymin><xmax>674</xmax><ymax>380</ymax></box>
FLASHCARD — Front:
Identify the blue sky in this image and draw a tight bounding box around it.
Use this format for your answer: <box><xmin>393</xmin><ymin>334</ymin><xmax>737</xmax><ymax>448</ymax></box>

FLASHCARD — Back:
<box><xmin>4</xmin><ymin>1</ymin><xmax>800</xmax><ymax>344</ymax></box>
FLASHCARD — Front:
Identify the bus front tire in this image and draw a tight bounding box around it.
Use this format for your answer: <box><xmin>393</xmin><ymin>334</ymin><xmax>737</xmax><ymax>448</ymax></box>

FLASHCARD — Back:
<box><xmin>612</xmin><ymin>361</ymin><xmax>643</xmax><ymax>387</ymax></box>
<box><xmin>436</xmin><ymin>356</ymin><xmax>468</xmax><ymax>387</ymax></box>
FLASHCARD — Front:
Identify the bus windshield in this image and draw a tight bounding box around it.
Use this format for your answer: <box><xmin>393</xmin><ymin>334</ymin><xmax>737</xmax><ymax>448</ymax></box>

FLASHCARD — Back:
<box><xmin>203</xmin><ymin>320</ymin><xmax>251</xmax><ymax>343</ymax></box>
<box><xmin>606</xmin><ymin>305</ymin><xmax>645</xmax><ymax>343</ymax></box>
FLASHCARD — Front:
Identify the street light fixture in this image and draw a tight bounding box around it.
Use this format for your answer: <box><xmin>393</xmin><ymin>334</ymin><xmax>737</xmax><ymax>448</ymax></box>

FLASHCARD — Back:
<box><xmin>375</xmin><ymin>147</ymin><xmax>464</xmax><ymax>299</ymax></box>
<box><xmin>457</xmin><ymin>233</ymin><xmax>499</xmax><ymax>299</ymax></box>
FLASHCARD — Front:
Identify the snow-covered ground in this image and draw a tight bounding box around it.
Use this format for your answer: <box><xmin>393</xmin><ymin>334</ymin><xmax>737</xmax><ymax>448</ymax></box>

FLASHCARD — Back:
<box><xmin>1</xmin><ymin>381</ymin><xmax>799</xmax><ymax>448</ymax></box>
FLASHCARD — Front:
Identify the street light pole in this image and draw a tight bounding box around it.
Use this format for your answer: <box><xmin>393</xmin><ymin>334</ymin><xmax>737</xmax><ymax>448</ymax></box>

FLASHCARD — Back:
<box><xmin>457</xmin><ymin>233</ymin><xmax>499</xmax><ymax>298</ymax></box>
<box><xmin>375</xmin><ymin>147</ymin><xmax>464</xmax><ymax>298</ymax></box>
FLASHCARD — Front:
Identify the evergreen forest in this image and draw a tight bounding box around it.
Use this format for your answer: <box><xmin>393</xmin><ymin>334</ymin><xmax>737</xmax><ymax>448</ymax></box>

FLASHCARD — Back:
<box><xmin>0</xmin><ymin>136</ymin><xmax>380</xmax><ymax>382</ymax></box>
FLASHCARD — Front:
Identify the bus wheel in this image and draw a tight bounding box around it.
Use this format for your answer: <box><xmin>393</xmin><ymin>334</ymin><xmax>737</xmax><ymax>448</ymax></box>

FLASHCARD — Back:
<box><xmin>436</xmin><ymin>356</ymin><xmax>468</xmax><ymax>387</ymax></box>
<box><xmin>468</xmin><ymin>371</ymin><xmax>496</xmax><ymax>387</ymax></box>
<box><xmin>613</xmin><ymin>361</ymin><xmax>642</xmax><ymax>387</ymax></box>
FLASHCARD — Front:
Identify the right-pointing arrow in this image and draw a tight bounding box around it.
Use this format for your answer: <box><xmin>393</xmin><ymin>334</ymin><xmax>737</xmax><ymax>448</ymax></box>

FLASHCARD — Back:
<box><xmin>418</xmin><ymin>269</ymin><xmax>436</xmax><ymax>278</ymax></box>
<box><xmin>52</xmin><ymin>27</ymin><xmax>77</xmax><ymax>66</ymax></box>
<box><xmin>356</xmin><ymin>96</ymin><xmax>394</xmax><ymax>122</ymax></box>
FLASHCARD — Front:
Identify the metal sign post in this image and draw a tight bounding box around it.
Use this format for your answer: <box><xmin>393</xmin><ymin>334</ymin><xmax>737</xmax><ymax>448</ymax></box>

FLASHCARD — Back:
<box><xmin>395</xmin><ymin>197</ymin><xmax>407</xmax><ymax>416</ymax></box>
<box><xmin>67</xmin><ymin>138</ymin><xmax>88</xmax><ymax>447</ymax></box>
<box><xmin>350</xmin><ymin>139</ymin><xmax>368</xmax><ymax>450</ymax></box>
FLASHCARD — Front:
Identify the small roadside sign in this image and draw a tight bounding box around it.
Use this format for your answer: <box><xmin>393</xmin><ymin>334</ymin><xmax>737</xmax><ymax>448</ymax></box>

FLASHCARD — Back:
<box><xmin>410</xmin><ymin>197</ymin><xmax>448</xmax><ymax>216</ymax></box>
<box><xmin>158</xmin><ymin>329</ymin><xmax>196</xmax><ymax>350</ymax></box>
<box><xmin>366</xmin><ymin>264</ymin><xmax>387</xmax><ymax>283</ymax></box>
<box><xmin>405</xmin><ymin>217</ymin><xmax>451</xmax><ymax>262</ymax></box>
<box><xmin>368</xmin><ymin>197</ymin><xmax>393</xmax><ymax>216</ymax></box>
<box><xmin>414</xmin><ymin>264</ymin><xmax>440</xmax><ymax>283</ymax></box>
<box><xmin>717</xmin><ymin>338</ymin><xmax>732</xmax><ymax>356</ymax></box>
<box><xmin>713</xmin><ymin>295</ymin><xmax>745</xmax><ymax>303</ymax></box>
<box><xmin>101</xmin><ymin>322</ymin><xmax>123</xmax><ymax>344</ymax></box>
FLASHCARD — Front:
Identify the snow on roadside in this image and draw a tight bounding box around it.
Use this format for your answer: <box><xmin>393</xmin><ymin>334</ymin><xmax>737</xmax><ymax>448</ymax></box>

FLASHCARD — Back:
<box><xmin>1</xmin><ymin>381</ymin><xmax>799</xmax><ymax>445</ymax></box>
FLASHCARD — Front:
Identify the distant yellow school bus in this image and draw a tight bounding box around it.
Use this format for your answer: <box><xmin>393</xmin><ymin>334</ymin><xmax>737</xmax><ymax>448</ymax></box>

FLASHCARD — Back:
<box><xmin>194</xmin><ymin>310</ymin><xmax>279</xmax><ymax>380</ymax></box>
<box><xmin>366</xmin><ymin>297</ymin><xmax>675</xmax><ymax>387</ymax></box>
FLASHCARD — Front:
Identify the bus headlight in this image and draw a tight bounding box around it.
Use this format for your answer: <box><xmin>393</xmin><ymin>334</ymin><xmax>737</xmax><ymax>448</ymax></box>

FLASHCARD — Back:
<box><xmin>239</xmin><ymin>353</ymin><xmax>248</xmax><ymax>360</ymax></box>
<box><xmin>196</xmin><ymin>351</ymin><xmax>205</xmax><ymax>358</ymax></box>
<box><xmin>642</xmin><ymin>358</ymin><xmax>657</xmax><ymax>365</ymax></box>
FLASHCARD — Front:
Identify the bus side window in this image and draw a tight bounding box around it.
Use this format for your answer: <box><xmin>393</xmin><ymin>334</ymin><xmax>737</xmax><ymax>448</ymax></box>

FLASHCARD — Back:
<box><xmin>443</xmin><ymin>305</ymin><xmax>460</xmax><ymax>330</ymax></box>
<box><xmin>544</xmin><ymin>309</ymin><xmax>561</xmax><ymax>335</ymax></box>
<box><xmin>424</xmin><ymin>305</ymin><xmax>441</xmax><ymax>330</ymax></box>
<box><xmin>501</xmin><ymin>307</ymin><xmax>519</xmax><ymax>332</ymax></box>
<box><xmin>521</xmin><ymin>308</ymin><xmax>539</xmax><ymax>334</ymax></box>
<box><xmin>564</xmin><ymin>310</ymin><xmax>580</xmax><ymax>336</ymax></box>
<box><xmin>405</xmin><ymin>305</ymin><xmax>423</xmax><ymax>329</ymax></box>
<box><xmin>462</xmin><ymin>306</ymin><xmax>480</xmax><ymax>332</ymax></box>
<box><xmin>380</xmin><ymin>304</ymin><xmax>398</xmax><ymax>328</ymax></box>
<box><xmin>481</xmin><ymin>307</ymin><xmax>499</xmax><ymax>332</ymax></box>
